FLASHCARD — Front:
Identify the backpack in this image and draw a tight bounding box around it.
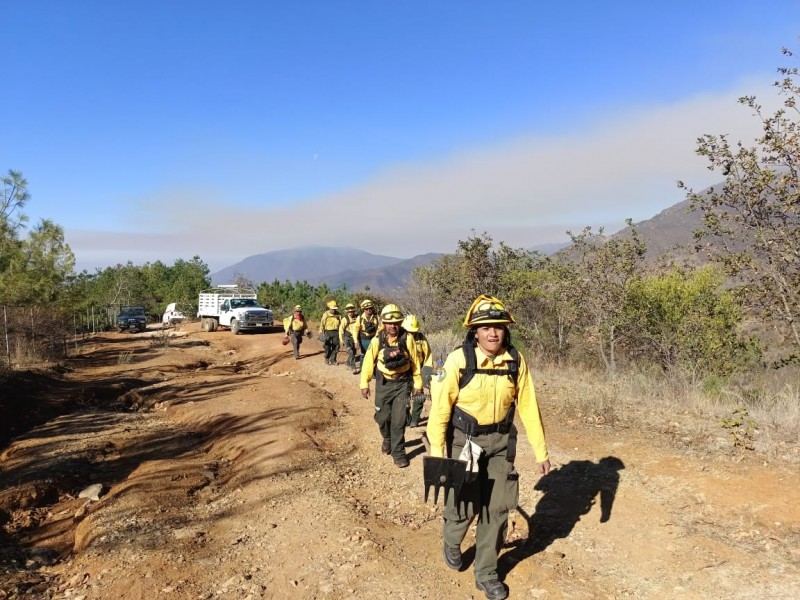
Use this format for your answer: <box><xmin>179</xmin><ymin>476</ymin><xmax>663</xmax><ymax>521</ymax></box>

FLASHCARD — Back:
<box><xmin>378</xmin><ymin>329</ymin><xmax>410</xmax><ymax>370</ymax></box>
<box><xmin>457</xmin><ymin>330</ymin><xmax>519</xmax><ymax>391</ymax></box>
<box><xmin>341</xmin><ymin>314</ymin><xmax>357</xmax><ymax>339</ymax></box>
<box><xmin>360</xmin><ymin>314</ymin><xmax>378</xmax><ymax>336</ymax></box>
<box><xmin>324</xmin><ymin>311</ymin><xmax>341</xmax><ymax>329</ymax></box>
<box><xmin>286</xmin><ymin>314</ymin><xmax>306</xmax><ymax>332</ymax></box>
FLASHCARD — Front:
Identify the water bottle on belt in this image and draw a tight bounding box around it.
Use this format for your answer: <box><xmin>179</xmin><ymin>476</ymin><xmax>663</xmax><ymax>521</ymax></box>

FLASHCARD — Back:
<box><xmin>434</xmin><ymin>358</ymin><xmax>445</xmax><ymax>382</ymax></box>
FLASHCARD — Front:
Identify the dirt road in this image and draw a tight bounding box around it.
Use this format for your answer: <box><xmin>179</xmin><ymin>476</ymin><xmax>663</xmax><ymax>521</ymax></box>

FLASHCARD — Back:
<box><xmin>1</xmin><ymin>323</ymin><xmax>798</xmax><ymax>599</ymax></box>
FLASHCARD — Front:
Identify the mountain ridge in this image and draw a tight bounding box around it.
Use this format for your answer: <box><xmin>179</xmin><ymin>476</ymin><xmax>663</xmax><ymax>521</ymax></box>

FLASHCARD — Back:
<box><xmin>211</xmin><ymin>189</ymin><xmax>715</xmax><ymax>292</ymax></box>
<box><xmin>210</xmin><ymin>246</ymin><xmax>403</xmax><ymax>287</ymax></box>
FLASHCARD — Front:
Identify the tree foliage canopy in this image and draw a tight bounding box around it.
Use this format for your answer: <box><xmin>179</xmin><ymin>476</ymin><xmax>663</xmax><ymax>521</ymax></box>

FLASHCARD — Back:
<box><xmin>1</xmin><ymin>171</ymin><xmax>75</xmax><ymax>305</ymax></box>
<box><xmin>680</xmin><ymin>46</ymin><xmax>800</xmax><ymax>354</ymax></box>
<box><xmin>625</xmin><ymin>266</ymin><xmax>760</xmax><ymax>375</ymax></box>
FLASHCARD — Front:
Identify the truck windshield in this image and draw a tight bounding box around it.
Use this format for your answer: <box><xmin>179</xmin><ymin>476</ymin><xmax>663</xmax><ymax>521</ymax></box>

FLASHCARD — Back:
<box><xmin>230</xmin><ymin>299</ymin><xmax>260</xmax><ymax>309</ymax></box>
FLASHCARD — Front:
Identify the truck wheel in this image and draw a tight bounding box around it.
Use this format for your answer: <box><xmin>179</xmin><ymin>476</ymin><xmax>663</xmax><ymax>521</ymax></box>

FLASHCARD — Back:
<box><xmin>202</xmin><ymin>318</ymin><xmax>215</xmax><ymax>332</ymax></box>
<box><xmin>231</xmin><ymin>319</ymin><xmax>241</xmax><ymax>335</ymax></box>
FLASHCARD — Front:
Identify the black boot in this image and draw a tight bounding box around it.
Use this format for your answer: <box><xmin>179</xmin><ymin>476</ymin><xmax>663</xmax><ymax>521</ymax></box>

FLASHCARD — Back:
<box><xmin>443</xmin><ymin>542</ymin><xmax>462</xmax><ymax>570</ymax></box>
<box><xmin>475</xmin><ymin>579</ymin><xmax>508</xmax><ymax>600</ymax></box>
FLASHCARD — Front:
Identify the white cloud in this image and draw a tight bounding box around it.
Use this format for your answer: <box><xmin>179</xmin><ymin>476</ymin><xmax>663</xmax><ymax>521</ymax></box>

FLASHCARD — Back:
<box><xmin>69</xmin><ymin>78</ymin><xmax>778</xmax><ymax>271</ymax></box>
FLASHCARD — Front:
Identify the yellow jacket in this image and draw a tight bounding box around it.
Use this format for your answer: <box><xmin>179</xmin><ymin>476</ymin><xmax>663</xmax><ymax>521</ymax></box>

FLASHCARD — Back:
<box><xmin>360</xmin><ymin>331</ymin><xmax>423</xmax><ymax>391</ymax></box>
<box><xmin>339</xmin><ymin>313</ymin><xmax>360</xmax><ymax>344</ymax></box>
<box><xmin>354</xmin><ymin>312</ymin><xmax>380</xmax><ymax>339</ymax></box>
<box><xmin>426</xmin><ymin>345</ymin><xmax>548</xmax><ymax>462</ymax></box>
<box><xmin>410</xmin><ymin>331</ymin><xmax>433</xmax><ymax>370</ymax></box>
<box><xmin>318</xmin><ymin>310</ymin><xmax>341</xmax><ymax>333</ymax></box>
<box><xmin>283</xmin><ymin>314</ymin><xmax>308</xmax><ymax>334</ymax></box>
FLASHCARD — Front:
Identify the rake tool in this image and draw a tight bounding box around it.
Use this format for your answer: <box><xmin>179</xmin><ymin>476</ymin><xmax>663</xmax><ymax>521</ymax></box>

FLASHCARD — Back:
<box><xmin>422</xmin><ymin>456</ymin><xmax>467</xmax><ymax>505</ymax></box>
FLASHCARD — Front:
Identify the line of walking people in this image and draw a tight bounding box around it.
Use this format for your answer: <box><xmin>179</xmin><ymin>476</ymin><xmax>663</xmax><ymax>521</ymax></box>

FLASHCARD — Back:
<box><xmin>284</xmin><ymin>295</ymin><xmax>552</xmax><ymax>599</ymax></box>
<box><xmin>358</xmin><ymin>296</ymin><xmax>551</xmax><ymax>600</ymax></box>
<box><xmin>314</xmin><ymin>298</ymin><xmax>387</xmax><ymax>372</ymax></box>
<box><xmin>282</xmin><ymin>298</ymin><xmax>384</xmax><ymax>371</ymax></box>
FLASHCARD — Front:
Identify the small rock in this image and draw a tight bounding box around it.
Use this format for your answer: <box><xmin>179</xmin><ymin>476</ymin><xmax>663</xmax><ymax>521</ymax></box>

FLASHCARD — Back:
<box><xmin>78</xmin><ymin>484</ymin><xmax>104</xmax><ymax>501</ymax></box>
<box><xmin>173</xmin><ymin>528</ymin><xmax>197</xmax><ymax>540</ymax></box>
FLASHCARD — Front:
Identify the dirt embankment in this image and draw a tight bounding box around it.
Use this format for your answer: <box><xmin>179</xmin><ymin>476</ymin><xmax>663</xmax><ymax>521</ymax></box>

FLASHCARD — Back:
<box><xmin>1</xmin><ymin>323</ymin><xmax>799</xmax><ymax>599</ymax></box>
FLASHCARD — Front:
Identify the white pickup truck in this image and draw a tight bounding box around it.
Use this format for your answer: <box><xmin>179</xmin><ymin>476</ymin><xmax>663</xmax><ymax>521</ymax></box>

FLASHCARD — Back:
<box><xmin>162</xmin><ymin>302</ymin><xmax>186</xmax><ymax>326</ymax></box>
<box><xmin>197</xmin><ymin>285</ymin><xmax>274</xmax><ymax>334</ymax></box>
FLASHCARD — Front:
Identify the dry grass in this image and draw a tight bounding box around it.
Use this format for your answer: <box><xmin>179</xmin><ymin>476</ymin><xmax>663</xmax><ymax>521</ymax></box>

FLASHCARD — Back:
<box><xmin>422</xmin><ymin>326</ymin><xmax>800</xmax><ymax>463</ymax></box>
<box><xmin>534</xmin><ymin>360</ymin><xmax>800</xmax><ymax>464</ymax></box>
<box><xmin>148</xmin><ymin>328</ymin><xmax>173</xmax><ymax>348</ymax></box>
<box><xmin>116</xmin><ymin>350</ymin><xmax>134</xmax><ymax>365</ymax></box>
<box><xmin>425</xmin><ymin>330</ymin><xmax>462</xmax><ymax>364</ymax></box>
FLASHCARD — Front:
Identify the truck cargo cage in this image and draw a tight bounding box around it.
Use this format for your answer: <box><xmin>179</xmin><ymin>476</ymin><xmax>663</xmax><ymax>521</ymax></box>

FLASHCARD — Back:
<box><xmin>197</xmin><ymin>286</ymin><xmax>274</xmax><ymax>334</ymax></box>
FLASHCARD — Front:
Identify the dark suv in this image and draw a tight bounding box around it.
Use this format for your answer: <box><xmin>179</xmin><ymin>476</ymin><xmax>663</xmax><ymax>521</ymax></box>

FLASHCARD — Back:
<box><xmin>117</xmin><ymin>307</ymin><xmax>147</xmax><ymax>332</ymax></box>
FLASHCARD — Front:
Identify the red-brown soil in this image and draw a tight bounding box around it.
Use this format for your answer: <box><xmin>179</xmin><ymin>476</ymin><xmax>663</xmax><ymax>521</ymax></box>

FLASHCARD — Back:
<box><xmin>1</xmin><ymin>323</ymin><xmax>798</xmax><ymax>599</ymax></box>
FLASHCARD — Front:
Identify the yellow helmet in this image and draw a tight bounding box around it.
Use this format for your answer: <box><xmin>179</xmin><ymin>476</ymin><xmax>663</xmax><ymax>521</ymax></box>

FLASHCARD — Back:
<box><xmin>326</xmin><ymin>300</ymin><xmax>339</xmax><ymax>310</ymax></box>
<box><xmin>293</xmin><ymin>305</ymin><xmax>302</xmax><ymax>312</ymax></box>
<box><xmin>380</xmin><ymin>303</ymin><xmax>404</xmax><ymax>324</ymax></box>
<box><xmin>402</xmin><ymin>314</ymin><xmax>420</xmax><ymax>332</ymax></box>
<box><xmin>360</xmin><ymin>299</ymin><xmax>374</xmax><ymax>309</ymax></box>
<box><xmin>345</xmin><ymin>303</ymin><xmax>356</xmax><ymax>311</ymax></box>
<box><xmin>463</xmin><ymin>294</ymin><xmax>515</xmax><ymax>327</ymax></box>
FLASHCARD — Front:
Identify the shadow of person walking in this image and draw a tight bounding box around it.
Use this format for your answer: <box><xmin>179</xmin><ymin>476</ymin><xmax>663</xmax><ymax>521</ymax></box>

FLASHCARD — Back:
<box><xmin>498</xmin><ymin>456</ymin><xmax>625</xmax><ymax>578</ymax></box>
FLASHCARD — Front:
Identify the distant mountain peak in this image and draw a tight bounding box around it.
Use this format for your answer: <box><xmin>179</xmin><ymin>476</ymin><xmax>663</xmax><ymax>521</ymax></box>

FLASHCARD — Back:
<box><xmin>210</xmin><ymin>246</ymin><xmax>407</xmax><ymax>287</ymax></box>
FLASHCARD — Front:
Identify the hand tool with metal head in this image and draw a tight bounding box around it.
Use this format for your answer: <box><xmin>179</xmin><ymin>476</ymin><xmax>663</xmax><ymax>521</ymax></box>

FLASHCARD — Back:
<box><xmin>423</xmin><ymin>456</ymin><xmax>467</xmax><ymax>504</ymax></box>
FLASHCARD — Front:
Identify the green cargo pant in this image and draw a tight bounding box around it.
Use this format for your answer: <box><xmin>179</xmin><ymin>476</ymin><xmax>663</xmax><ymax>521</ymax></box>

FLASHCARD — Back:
<box><xmin>373</xmin><ymin>376</ymin><xmax>411</xmax><ymax>460</ymax></box>
<box><xmin>443</xmin><ymin>426</ymin><xmax>519</xmax><ymax>583</ymax></box>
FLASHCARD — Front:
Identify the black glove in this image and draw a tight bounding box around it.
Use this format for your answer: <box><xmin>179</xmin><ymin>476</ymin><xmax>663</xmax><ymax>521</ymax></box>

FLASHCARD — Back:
<box><xmin>306</xmin><ymin>330</ymin><xmax>312</xmax><ymax>338</ymax></box>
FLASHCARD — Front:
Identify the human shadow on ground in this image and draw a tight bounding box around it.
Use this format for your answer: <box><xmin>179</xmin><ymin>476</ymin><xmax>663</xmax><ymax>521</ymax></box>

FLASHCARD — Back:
<box><xmin>405</xmin><ymin>437</ymin><xmax>426</xmax><ymax>461</ymax></box>
<box><xmin>498</xmin><ymin>456</ymin><xmax>625</xmax><ymax>578</ymax></box>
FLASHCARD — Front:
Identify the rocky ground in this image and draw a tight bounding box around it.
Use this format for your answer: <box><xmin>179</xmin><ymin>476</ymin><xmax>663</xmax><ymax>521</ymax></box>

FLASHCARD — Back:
<box><xmin>0</xmin><ymin>322</ymin><xmax>799</xmax><ymax>599</ymax></box>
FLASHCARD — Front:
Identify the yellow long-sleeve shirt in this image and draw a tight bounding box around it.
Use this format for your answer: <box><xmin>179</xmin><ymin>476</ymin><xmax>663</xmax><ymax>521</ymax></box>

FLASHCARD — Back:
<box><xmin>426</xmin><ymin>344</ymin><xmax>549</xmax><ymax>462</ymax></box>
<box><xmin>339</xmin><ymin>313</ymin><xmax>360</xmax><ymax>344</ymax></box>
<box><xmin>359</xmin><ymin>332</ymin><xmax>423</xmax><ymax>391</ymax></box>
<box><xmin>410</xmin><ymin>331</ymin><xmax>433</xmax><ymax>370</ymax></box>
<box><xmin>283</xmin><ymin>315</ymin><xmax>308</xmax><ymax>334</ymax></box>
<box><xmin>318</xmin><ymin>311</ymin><xmax>341</xmax><ymax>333</ymax></box>
<box><xmin>353</xmin><ymin>312</ymin><xmax>380</xmax><ymax>342</ymax></box>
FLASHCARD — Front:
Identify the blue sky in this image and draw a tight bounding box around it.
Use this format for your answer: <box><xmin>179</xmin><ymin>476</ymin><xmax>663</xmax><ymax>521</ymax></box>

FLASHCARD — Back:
<box><xmin>3</xmin><ymin>1</ymin><xmax>799</xmax><ymax>273</ymax></box>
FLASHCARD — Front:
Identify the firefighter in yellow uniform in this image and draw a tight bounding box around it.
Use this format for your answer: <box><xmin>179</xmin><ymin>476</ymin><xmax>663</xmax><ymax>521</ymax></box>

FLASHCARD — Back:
<box><xmin>283</xmin><ymin>305</ymin><xmax>311</xmax><ymax>359</ymax></box>
<box><xmin>354</xmin><ymin>299</ymin><xmax>380</xmax><ymax>370</ymax></box>
<box><xmin>402</xmin><ymin>313</ymin><xmax>432</xmax><ymax>427</ymax></box>
<box><xmin>360</xmin><ymin>304</ymin><xmax>423</xmax><ymax>468</ymax></box>
<box><xmin>339</xmin><ymin>303</ymin><xmax>361</xmax><ymax>373</ymax></box>
<box><xmin>426</xmin><ymin>295</ymin><xmax>550</xmax><ymax>600</ymax></box>
<box><xmin>318</xmin><ymin>300</ymin><xmax>342</xmax><ymax>365</ymax></box>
